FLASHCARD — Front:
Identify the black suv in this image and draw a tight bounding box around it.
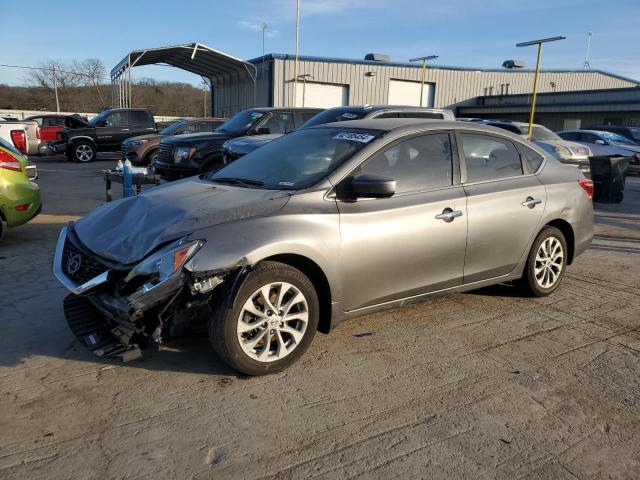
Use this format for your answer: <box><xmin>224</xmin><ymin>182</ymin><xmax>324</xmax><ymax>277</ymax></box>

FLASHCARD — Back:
<box><xmin>54</xmin><ymin>108</ymin><xmax>156</xmax><ymax>162</ymax></box>
<box><xmin>222</xmin><ymin>105</ymin><xmax>456</xmax><ymax>162</ymax></box>
<box><xmin>154</xmin><ymin>107</ymin><xmax>322</xmax><ymax>180</ymax></box>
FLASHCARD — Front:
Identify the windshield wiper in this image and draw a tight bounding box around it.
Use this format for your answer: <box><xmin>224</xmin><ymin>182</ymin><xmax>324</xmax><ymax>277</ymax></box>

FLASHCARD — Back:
<box><xmin>208</xmin><ymin>177</ymin><xmax>265</xmax><ymax>188</ymax></box>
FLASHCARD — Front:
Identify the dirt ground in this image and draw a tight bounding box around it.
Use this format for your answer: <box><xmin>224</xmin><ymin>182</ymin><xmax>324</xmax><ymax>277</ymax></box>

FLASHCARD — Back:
<box><xmin>1</xmin><ymin>156</ymin><xmax>639</xmax><ymax>480</ymax></box>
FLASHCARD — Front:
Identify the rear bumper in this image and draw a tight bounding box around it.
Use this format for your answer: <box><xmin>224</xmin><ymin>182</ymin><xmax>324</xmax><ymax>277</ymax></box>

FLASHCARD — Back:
<box><xmin>1</xmin><ymin>179</ymin><xmax>42</xmax><ymax>227</ymax></box>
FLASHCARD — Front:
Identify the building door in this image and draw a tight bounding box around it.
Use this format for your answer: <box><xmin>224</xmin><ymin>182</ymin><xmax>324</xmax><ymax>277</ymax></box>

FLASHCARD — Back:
<box><xmin>388</xmin><ymin>79</ymin><xmax>435</xmax><ymax>108</ymax></box>
<box><xmin>295</xmin><ymin>82</ymin><xmax>349</xmax><ymax>108</ymax></box>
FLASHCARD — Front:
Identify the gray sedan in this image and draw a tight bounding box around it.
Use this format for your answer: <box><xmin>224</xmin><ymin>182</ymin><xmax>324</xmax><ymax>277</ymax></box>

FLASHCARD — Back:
<box><xmin>53</xmin><ymin>120</ymin><xmax>594</xmax><ymax>375</ymax></box>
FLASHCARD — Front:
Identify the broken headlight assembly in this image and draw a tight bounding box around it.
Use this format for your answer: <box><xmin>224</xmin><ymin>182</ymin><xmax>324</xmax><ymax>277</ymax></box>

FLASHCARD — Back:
<box><xmin>124</xmin><ymin>239</ymin><xmax>203</xmax><ymax>291</ymax></box>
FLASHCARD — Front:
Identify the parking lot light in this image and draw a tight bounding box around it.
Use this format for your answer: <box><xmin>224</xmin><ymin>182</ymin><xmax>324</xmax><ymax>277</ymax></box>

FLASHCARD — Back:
<box><xmin>410</xmin><ymin>55</ymin><xmax>438</xmax><ymax>107</ymax></box>
<box><xmin>516</xmin><ymin>36</ymin><xmax>566</xmax><ymax>138</ymax></box>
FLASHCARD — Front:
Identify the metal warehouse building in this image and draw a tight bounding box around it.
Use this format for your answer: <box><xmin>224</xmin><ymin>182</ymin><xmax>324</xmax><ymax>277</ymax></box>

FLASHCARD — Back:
<box><xmin>211</xmin><ymin>53</ymin><xmax>638</xmax><ymax>117</ymax></box>
<box><xmin>111</xmin><ymin>44</ymin><xmax>639</xmax><ymax>127</ymax></box>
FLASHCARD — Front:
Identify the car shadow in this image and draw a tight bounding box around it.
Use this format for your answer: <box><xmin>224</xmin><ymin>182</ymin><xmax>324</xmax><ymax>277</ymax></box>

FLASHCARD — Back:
<box><xmin>466</xmin><ymin>283</ymin><xmax>524</xmax><ymax>298</ymax></box>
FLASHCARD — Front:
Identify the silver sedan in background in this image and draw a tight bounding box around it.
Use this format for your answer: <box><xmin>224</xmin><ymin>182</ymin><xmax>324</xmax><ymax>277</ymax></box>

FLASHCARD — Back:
<box><xmin>54</xmin><ymin>120</ymin><xmax>594</xmax><ymax>375</ymax></box>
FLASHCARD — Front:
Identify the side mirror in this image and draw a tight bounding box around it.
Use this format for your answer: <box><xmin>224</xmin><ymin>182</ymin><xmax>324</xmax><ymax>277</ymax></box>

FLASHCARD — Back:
<box><xmin>349</xmin><ymin>175</ymin><xmax>396</xmax><ymax>199</ymax></box>
<box><xmin>594</xmin><ymin>139</ymin><xmax>607</xmax><ymax>145</ymax></box>
<box><xmin>254</xmin><ymin>127</ymin><xmax>271</xmax><ymax>135</ymax></box>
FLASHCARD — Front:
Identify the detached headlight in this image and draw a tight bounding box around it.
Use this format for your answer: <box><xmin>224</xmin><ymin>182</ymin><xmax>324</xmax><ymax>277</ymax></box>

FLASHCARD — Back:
<box><xmin>125</xmin><ymin>239</ymin><xmax>203</xmax><ymax>286</ymax></box>
<box><xmin>131</xmin><ymin>139</ymin><xmax>149</xmax><ymax>146</ymax></box>
<box><xmin>173</xmin><ymin>146</ymin><xmax>196</xmax><ymax>162</ymax></box>
<box><xmin>552</xmin><ymin>145</ymin><xmax>572</xmax><ymax>159</ymax></box>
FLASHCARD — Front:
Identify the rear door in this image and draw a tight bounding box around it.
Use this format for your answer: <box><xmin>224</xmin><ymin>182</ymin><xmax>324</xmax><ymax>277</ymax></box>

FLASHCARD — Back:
<box><xmin>129</xmin><ymin>110</ymin><xmax>155</xmax><ymax>137</ymax></box>
<box><xmin>458</xmin><ymin>132</ymin><xmax>546</xmax><ymax>283</ymax></box>
<box><xmin>338</xmin><ymin>132</ymin><xmax>467</xmax><ymax>311</ymax></box>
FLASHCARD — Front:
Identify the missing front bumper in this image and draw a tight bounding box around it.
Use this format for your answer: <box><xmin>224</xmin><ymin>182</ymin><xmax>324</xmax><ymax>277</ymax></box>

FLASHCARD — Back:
<box><xmin>63</xmin><ymin>294</ymin><xmax>142</xmax><ymax>362</ymax></box>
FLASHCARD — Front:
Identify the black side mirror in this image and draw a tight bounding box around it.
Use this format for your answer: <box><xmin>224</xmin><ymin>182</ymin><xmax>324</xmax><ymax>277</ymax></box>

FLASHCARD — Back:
<box><xmin>349</xmin><ymin>175</ymin><xmax>396</xmax><ymax>199</ymax></box>
<box><xmin>254</xmin><ymin>127</ymin><xmax>271</xmax><ymax>135</ymax></box>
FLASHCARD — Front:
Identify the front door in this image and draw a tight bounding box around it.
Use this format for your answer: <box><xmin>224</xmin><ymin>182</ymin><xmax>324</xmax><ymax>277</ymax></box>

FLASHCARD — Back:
<box><xmin>458</xmin><ymin>132</ymin><xmax>546</xmax><ymax>283</ymax></box>
<box><xmin>337</xmin><ymin>132</ymin><xmax>467</xmax><ymax>311</ymax></box>
<box><xmin>96</xmin><ymin>111</ymin><xmax>130</xmax><ymax>150</ymax></box>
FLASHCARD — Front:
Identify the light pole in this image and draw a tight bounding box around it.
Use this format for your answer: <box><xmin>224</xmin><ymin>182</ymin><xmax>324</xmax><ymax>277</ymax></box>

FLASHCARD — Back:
<box><xmin>409</xmin><ymin>55</ymin><xmax>438</xmax><ymax>107</ymax></box>
<box><xmin>293</xmin><ymin>0</ymin><xmax>301</xmax><ymax>106</ymax></box>
<box><xmin>516</xmin><ymin>36</ymin><xmax>565</xmax><ymax>138</ymax></box>
<box><xmin>260</xmin><ymin>22</ymin><xmax>268</xmax><ymax>58</ymax></box>
<box><xmin>52</xmin><ymin>65</ymin><xmax>60</xmax><ymax>113</ymax></box>
<box><xmin>296</xmin><ymin>74</ymin><xmax>313</xmax><ymax>106</ymax></box>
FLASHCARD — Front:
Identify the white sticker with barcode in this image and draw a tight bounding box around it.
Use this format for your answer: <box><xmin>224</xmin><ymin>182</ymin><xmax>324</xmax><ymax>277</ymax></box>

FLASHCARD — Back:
<box><xmin>333</xmin><ymin>132</ymin><xmax>375</xmax><ymax>143</ymax></box>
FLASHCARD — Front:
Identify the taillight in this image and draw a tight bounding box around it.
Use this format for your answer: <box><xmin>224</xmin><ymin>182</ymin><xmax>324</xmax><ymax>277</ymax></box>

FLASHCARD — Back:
<box><xmin>579</xmin><ymin>178</ymin><xmax>594</xmax><ymax>200</ymax></box>
<box><xmin>36</xmin><ymin>127</ymin><xmax>41</xmax><ymax>140</ymax></box>
<box><xmin>10</xmin><ymin>130</ymin><xmax>27</xmax><ymax>154</ymax></box>
<box><xmin>0</xmin><ymin>149</ymin><xmax>22</xmax><ymax>172</ymax></box>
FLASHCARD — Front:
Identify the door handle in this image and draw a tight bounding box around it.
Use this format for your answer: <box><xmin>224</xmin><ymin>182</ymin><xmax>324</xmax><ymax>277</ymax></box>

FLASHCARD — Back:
<box><xmin>435</xmin><ymin>208</ymin><xmax>463</xmax><ymax>222</ymax></box>
<box><xmin>122</xmin><ymin>128</ymin><xmax>130</xmax><ymax>131</ymax></box>
<box><xmin>521</xmin><ymin>196</ymin><xmax>542</xmax><ymax>208</ymax></box>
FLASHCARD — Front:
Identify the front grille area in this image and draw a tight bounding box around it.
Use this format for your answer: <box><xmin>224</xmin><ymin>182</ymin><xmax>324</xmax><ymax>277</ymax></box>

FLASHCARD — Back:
<box><xmin>62</xmin><ymin>239</ymin><xmax>108</xmax><ymax>285</ymax></box>
<box><xmin>155</xmin><ymin>143</ymin><xmax>174</xmax><ymax>164</ymax></box>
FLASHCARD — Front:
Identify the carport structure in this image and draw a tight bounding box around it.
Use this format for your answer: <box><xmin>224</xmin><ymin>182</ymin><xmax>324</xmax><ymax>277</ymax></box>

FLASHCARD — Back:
<box><xmin>110</xmin><ymin>43</ymin><xmax>258</xmax><ymax>115</ymax></box>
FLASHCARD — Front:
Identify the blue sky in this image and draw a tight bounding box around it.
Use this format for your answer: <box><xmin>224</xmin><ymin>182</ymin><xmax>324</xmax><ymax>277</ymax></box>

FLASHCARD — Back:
<box><xmin>1</xmin><ymin>0</ymin><xmax>639</xmax><ymax>86</ymax></box>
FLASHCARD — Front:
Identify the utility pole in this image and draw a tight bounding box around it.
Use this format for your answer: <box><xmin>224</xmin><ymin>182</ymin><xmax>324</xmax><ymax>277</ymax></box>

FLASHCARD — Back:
<box><xmin>409</xmin><ymin>55</ymin><xmax>438</xmax><ymax>107</ymax></box>
<box><xmin>516</xmin><ymin>36</ymin><xmax>566</xmax><ymax>138</ymax></box>
<box><xmin>293</xmin><ymin>0</ymin><xmax>300</xmax><ymax>106</ymax></box>
<box><xmin>52</xmin><ymin>65</ymin><xmax>60</xmax><ymax>112</ymax></box>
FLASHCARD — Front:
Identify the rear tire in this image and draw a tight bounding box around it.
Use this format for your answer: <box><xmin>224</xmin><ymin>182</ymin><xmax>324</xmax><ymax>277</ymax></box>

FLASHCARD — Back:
<box><xmin>72</xmin><ymin>141</ymin><xmax>96</xmax><ymax>163</ymax></box>
<box><xmin>209</xmin><ymin>261</ymin><xmax>319</xmax><ymax>375</ymax></box>
<box><xmin>516</xmin><ymin>226</ymin><xmax>567</xmax><ymax>297</ymax></box>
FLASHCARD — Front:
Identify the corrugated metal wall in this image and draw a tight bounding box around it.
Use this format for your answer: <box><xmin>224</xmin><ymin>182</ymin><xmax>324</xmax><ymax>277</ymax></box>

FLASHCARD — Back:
<box><xmin>212</xmin><ymin>56</ymin><xmax>637</xmax><ymax>116</ymax></box>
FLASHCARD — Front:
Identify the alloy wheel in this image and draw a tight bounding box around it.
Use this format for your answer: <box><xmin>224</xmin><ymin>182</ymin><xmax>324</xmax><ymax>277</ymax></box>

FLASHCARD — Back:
<box><xmin>534</xmin><ymin>236</ymin><xmax>564</xmax><ymax>289</ymax></box>
<box><xmin>237</xmin><ymin>282</ymin><xmax>309</xmax><ymax>362</ymax></box>
<box><xmin>75</xmin><ymin>144</ymin><xmax>94</xmax><ymax>162</ymax></box>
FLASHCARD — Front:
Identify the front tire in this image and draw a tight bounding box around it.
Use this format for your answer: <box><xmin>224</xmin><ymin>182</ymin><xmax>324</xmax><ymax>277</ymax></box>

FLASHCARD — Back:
<box><xmin>143</xmin><ymin>149</ymin><xmax>158</xmax><ymax>166</ymax></box>
<box><xmin>516</xmin><ymin>226</ymin><xmax>567</xmax><ymax>297</ymax></box>
<box><xmin>209</xmin><ymin>261</ymin><xmax>319</xmax><ymax>375</ymax></box>
<box><xmin>72</xmin><ymin>141</ymin><xmax>96</xmax><ymax>163</ymax></box>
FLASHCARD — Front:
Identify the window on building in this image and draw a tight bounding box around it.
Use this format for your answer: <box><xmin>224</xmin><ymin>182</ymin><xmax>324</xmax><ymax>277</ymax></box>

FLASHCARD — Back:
<box><xmin>562</xmin><ymin>119</ymin><xmax>581</xmax><ymax>130</ymax></box>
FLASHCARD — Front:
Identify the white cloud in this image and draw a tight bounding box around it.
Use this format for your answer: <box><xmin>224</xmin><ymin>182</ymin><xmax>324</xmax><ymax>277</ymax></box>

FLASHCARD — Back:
<box><xmin>236</xmin><ymin>20</ymin><xmax>279</xmax><ymax>38</ymax></box>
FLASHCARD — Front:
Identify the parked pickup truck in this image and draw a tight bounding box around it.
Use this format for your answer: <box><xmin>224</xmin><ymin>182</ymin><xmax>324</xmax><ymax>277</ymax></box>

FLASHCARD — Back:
<box><xmin>0</xmin><ymin>119</ymin><xmax>42</xmax><ymax>155</ymax></box>
<box><xmin>52</xmin><ymin>108</ymin><xmax>156</xmax><ymax>162</ymax></box>
<box><xmin>154</xmin><ymin>107</ymin><xmax>322</xmax><ymax>180</ymax></box>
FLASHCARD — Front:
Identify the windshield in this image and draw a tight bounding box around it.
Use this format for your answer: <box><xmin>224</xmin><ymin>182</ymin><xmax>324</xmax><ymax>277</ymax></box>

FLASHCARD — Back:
<box><xmin>299</xmin><ymin>108</ymin><xmax>366</xmax><ymax>129</ymax></box>
<box><xmin>88</xmin><ymin>110</ymin><xmax>111</xmax><ymax>126</ymax></box>
<box><xmin>160</xmin><ymin>119</ymin><xmax>188</xmax><ymax>135</ymax></box>
<box><xmin>215</xmin><ymin>110</ymin><xmax>264</xmax><ymax>135</ymax></box>
<box><xmin>208</xmin><ymin>127</ymin><xmax>382</xmax><ymax>190</ymax></box>
<box><xmin>530</xmin><ymin>126</ymin><xmax>561</xmax><ymax>141</ymax></box>
<box><xmin>602</xmin><ymin>132</ymin><xmax>638</xmax><ymax>146</ymax></box>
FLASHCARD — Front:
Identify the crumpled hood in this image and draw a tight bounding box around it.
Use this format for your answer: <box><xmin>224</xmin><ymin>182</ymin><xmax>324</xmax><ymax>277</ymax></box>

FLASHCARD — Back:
<box><xmin>74</xmin><ymin>177</ymin><xmax>291</xmax><ymax>265</ymax></box>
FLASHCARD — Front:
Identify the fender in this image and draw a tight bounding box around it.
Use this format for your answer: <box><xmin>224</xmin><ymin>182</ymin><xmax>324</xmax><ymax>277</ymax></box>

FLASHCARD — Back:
<box><xmin>67</xmin><ymin>135</ymin><xmax>97</xmax><ymax>146</ymax></box>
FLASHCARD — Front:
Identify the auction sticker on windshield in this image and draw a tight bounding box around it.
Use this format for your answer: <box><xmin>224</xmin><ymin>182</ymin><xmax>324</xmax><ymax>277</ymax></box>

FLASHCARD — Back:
<box><xmin>333</xmin><ymin>132</ymin><xmax>375</xmax><ymax>143</ymax></box>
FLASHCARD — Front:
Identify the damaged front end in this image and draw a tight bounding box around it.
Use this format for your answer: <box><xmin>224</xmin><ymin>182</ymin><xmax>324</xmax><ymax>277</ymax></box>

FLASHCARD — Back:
<box><xmin>54</xmin><ymin>224</ymin><xmax>230</xmax><ymax>362</ymax></box>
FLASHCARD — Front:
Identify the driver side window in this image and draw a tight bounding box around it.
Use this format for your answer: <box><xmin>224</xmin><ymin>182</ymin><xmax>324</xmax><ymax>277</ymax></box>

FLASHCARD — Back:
<box><xmin>354</xmin><ymin>134</ymin><xmax>453</xmax><ymax>194</ymax></box>
<box><xmin>104</xmin><ymin>111</ymin><xmax>129</xmax><ymax>127</ymax></box>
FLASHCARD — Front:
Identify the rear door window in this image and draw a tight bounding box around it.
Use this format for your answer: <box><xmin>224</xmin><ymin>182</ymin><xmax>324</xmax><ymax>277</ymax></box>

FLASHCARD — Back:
<box><xmin>354</xmin><ymin>133</ymin><xmax>453</xmax><ymax>194</ymax></box>
<box><xmin>130</xmin><ymin>111</ymin><xmax>151</xmax><ymax>126</ymax></box>
<box><xmin>460</xmin><ymin>133</ymin><xmax>523</xmax><ymax>182</ymax></box>
<box><xmin>579</xmin><ymin>133</ymin><xmax>601</xmax><ymax>144</ymax></box>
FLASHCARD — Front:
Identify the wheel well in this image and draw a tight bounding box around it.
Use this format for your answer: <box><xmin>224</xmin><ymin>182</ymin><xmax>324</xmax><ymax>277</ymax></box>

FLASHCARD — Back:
<box><xmin>199</xmin><ymin>153</ymin><xmax>225</xmax><ymax>173</ymax></box>
<box><xmin>143</xmin><ymin>148</ymin><xmax>158</xmax><ymax>163</ymax></box>
<box><xmin>263</xmin><ymin>254</ymin><xmax>333</xmax><ymax>334</ymax></box>
<box><xmin>545</xmin><ymin>219</ymin><xmax>575</xmax><ymax>264</ymax></box>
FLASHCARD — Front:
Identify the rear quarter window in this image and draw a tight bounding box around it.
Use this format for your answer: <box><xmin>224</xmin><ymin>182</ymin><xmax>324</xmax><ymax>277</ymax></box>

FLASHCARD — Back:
<box><xmin>520</xmin><ymin>145</ymin><xmax>544</xmax><ymax>173</ymax></box>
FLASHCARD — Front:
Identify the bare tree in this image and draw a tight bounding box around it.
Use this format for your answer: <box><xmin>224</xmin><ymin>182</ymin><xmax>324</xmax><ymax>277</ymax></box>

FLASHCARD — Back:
<box><xmin>72</xmin><ymin>58</ymin><xmax>106</xmax><ymax>86</ymax></box>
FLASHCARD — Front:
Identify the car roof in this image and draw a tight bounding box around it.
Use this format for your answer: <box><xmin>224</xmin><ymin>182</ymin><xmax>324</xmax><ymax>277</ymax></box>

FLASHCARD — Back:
<box><xmin>313</xmin><ymin>118</ymin><xmax>524</xmax><ymax>136</ymax></box>
<box><xmin>248</xmin><ymin>107</ymin><xmax>323</xmax><ymax>112</ymax></box>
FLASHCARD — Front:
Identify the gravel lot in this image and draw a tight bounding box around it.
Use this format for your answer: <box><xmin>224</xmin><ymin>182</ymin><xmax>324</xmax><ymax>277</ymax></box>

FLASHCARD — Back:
<box><xmin>1</xmin><ymin>155</ymin><xmax>639</xmax><ymax>480</ymax></box>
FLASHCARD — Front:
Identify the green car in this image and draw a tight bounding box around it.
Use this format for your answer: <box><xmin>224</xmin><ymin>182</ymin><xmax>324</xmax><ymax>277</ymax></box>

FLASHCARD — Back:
<box><xmin>0</xmin><ymin>137</ymin><xmax>42</xmax><ymax>240</ymax></box>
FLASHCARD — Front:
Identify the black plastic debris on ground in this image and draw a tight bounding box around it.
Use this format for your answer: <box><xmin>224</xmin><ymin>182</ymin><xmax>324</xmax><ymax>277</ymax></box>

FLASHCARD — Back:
<box><xmin>353</xmin><ymin>332</ymin><xmax>377</xmax><ymax>338</ymax></box>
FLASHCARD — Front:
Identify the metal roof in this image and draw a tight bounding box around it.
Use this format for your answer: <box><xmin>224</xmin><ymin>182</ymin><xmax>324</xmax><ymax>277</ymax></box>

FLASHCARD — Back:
<box><xmin>111</xmin><ymin>43</ymin><xmax>257</xmax><ymax>81</ymax></box>
<box><xmin>248</xmin><ymin>53</ymin><xmax>640</xmax><ymax>85</ymax></box>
